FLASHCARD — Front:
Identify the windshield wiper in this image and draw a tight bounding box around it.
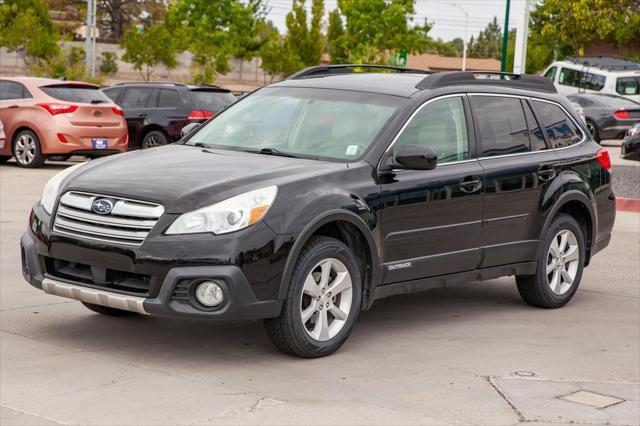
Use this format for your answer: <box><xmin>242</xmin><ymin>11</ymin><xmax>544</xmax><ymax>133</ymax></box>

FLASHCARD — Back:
<box><xmin>255</xmin><ymin>147</ymin><xmax>300</xmax><ymax>158</ymax></box>
<box><xmin>91</xmin><ymin>99</ymin><xmax>106</xmax><ymax>104</ymax></box>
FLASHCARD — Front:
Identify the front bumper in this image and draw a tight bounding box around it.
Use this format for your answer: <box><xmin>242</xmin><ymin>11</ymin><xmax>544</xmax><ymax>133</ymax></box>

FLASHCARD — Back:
<box><xmin>21</xmin><ymin>208</ymin><xmax>284</xmax><ymax>320</ymax></box>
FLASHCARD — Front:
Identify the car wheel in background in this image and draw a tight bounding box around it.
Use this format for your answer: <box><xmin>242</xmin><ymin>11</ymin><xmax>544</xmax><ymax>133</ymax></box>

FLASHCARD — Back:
<box><xmin>141</xmin><ymin>130</ymin><xmax>169</xmax><ymax>149</ymax></box>
<box><xmin>516</xmin><ymin>213</ymin><xmax>585</xmax><ymax>309</ymax></box>
<box><xmin>82</xmin><ymin>302</ymin><xmax>138</xmax><ymax>316</ymax></box>
<box><xmin>586</xmin><ymin>120</ymin><xmax>601</xmax><ymax>143</ymax></box>
<box><xmin>264</xmin><ymin>236</ymin><xmax>362</xmax><ymax>358</ymax></box>
<box><xmin>13</xmin><ymin>130</ymin><xmax>45</xmax><ymax>168</ymax></box>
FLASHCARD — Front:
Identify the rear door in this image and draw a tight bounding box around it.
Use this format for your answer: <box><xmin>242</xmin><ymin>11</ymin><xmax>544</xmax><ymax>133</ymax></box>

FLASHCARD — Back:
<box><xmin>119</xmin><ymin>87</ymin><xmax>154</xmax><ymax>147</ymax></box>
<box><xmin>155</xmin><ymin>88</ymin><xmax>186</xmax><ymax>141</ymax></box>
<box><xmin>379</xmin><ymin>95</ymin><xmax>485</xmax><ymax>283</ymax></box>
<box><xmin>470</xmin><ymin>94</ymin><xmax>561</xmax><ymax>267</ymax></box>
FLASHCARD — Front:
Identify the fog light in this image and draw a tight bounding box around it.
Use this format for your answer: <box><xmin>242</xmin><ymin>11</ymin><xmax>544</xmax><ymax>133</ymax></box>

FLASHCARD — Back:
<box><xmin>195</xmin><ymin>281</ymin><xmax>224</xmax><ymax>307</ymax></box>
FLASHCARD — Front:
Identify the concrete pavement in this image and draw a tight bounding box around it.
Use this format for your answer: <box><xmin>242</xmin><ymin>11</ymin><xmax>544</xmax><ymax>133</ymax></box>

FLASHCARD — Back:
<box><xmin>1</xmin><ymin>161</ymin><xmax>638</xmax><ymax>426</ymax></box>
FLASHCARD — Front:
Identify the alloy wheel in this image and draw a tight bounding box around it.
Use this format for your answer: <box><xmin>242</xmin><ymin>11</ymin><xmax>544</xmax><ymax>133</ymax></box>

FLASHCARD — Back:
<box><xmin>586</xmin><ymin>122</ymin><xmax>596</xmax><ymax>138</ymax></box>
<box><xmin>145</xmin><ymin>134</ymin><xmax>165</xmax><ymax>147</ymax></box>
<box><xmin>300</xmin><ymin>258</ymin><xmax>353</xmax><ymax>341</ymax></box>
<box><xmin>14</xmin><ymin>134</ymin><xmax>36</xmax><ymax>165</ymax></box>
<box><xmin>546</xmin><ymin>229</ymin><xmax>580</xmax><ymax>295</ymax></box>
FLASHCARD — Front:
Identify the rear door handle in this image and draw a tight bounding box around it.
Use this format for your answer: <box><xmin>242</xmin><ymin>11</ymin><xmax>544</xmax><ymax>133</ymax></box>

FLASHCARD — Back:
<box><xmin>138</xmin><ymin>113</ymin><xmax>147</xmax><ymax>118</ymax></box>
<box><xmin>538</xmin><ymin>166</ymin><xmax>556</xmax><ymax>181</ymax></box>
<box><xmin>459</xmin><ymin>176</ymin><xmax>483</xmax><ymax>193</ymax></box>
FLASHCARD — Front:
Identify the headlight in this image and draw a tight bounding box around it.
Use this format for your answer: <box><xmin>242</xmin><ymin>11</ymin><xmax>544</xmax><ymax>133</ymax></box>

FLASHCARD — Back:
<box><xmin>165</xmin><ymin>186</ymin><xmax>278</xmax><ymax>235</ymax></box>
<box><xmin>41</xmin><ymin>162</ymin><xmax>85</xmax><ymax>214</ymax></box>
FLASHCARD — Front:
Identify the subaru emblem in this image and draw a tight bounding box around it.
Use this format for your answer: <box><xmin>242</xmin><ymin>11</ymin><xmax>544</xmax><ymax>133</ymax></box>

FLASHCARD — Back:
<box><xmin>91</xmin><ymin>198</ymin><xmax>113</xmax><ymax>215</ymax></box>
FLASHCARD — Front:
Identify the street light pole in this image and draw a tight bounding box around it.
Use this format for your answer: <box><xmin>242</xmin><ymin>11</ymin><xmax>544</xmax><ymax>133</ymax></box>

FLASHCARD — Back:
<box><xmin>85</xmin><ymin>0</ymin><xmax>92</xmax><ymax>73</ymax></box>
<box><xmin>451</xmin><ymin>3</ymin><xmax>468</xmax><ymax>71</ymax></box>
<box><xmin>500</xmin><ymin>0</ymin><xmax>511</xmax><ymax>73</ymax></box>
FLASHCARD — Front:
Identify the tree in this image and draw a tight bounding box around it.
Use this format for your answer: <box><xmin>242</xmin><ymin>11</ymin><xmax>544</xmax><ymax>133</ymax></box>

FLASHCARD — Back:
<box><xmin>330</xmin><ymin>0</ymin><xmax>431</xmax><ymax>64</ymax></box>
<box><xmin>99</xmin><ymin>51</ymin><xmax>119</xmax><ymax>76</ymax></box>
<box><xmin>327</xmin><ymin>8</ymin><xmax>347</xmax><ymax>63</ymax></box>
<box><xmin>531</xmin><ymin>0</ymin><xmax>640</xmax><ymax>56</ymax></box>
<box><xmin>284</xmin><ymin>0</ymin><xmax>324</xmax><ymax>67</ymax></box>
<box><xmin>259</xmin><ymin>26</ymin><xmax>301</xmax><ymax>80</ymax></box>
<box><xmin>121</xmin><ymin>23</ymin><xmax>178</xmax><ymax>81</ymax></box>
<box><xmin>231</xmin><ymin>0</ymin><xmax>268</xmax><ymax>81</ymax></box>
<box><xmin>97</xmin><ymin>0</ymin><xmax>167</xmax><ymax>41</ymax></box>
<box><xmin>468</xmin><ymin>16</ymin><xmax>502</xmax><ymax>59</ymax></box>
<box><xmin>0</xmin><ymin>0</ymin><xmax>59</xmax><ymax>70</ymax></box>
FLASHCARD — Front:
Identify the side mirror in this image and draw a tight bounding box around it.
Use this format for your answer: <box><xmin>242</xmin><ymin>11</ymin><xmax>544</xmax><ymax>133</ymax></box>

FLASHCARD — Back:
<box><xmin>392</xmin><ymin>144</ymin><xmax>437</xmax><ymax>170</ymax></box>
<box><xmin>181</xmin><ymin>123</ymin><xmax>201</xmax><ymax>139</ymax></box>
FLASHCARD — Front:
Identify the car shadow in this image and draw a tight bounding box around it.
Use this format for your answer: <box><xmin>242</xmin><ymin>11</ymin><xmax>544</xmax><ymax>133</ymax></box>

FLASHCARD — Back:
<box><xmin>26</xmin><ymin>278</ymin><xmax>529</xmax><ymax>364</ymax></box>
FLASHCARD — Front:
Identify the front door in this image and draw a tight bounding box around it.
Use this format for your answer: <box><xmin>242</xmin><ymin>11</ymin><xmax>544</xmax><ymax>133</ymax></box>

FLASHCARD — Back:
<box><xmin>379</xmin><ymin>95</ymin><xmax>484</xmax><ymax>284</ymax></box>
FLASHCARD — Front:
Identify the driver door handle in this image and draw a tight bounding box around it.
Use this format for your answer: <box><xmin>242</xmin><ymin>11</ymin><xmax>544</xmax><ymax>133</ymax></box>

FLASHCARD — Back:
<box><xmin>538</xmin><ymin>165</ymin><xmax>556</xmax><ymax>181</ymax></box>
<box><xmin>459</xmin><ymin>175</ymin><xmax>483</xmax><ymax>193</ymax></box>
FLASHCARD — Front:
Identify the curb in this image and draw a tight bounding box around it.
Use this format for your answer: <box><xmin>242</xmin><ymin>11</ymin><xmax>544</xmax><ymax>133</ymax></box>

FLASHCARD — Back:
<box><xmin>616</xmin><ymin>197</ymin><xmax>640</xmax><ymax>213</ymax></box>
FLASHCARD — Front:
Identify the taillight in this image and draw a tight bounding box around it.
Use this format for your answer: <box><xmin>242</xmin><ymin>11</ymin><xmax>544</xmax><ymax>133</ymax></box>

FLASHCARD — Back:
<box><xmin>37</xmin><ymin>103</ymin><xmax>78</xmax><ymax>115</ymax></box>
<box><xmin>112</xmin><ymin>106</ymin><xmax>124</xmax><ymax>116</ymax></box>
<box><xmin>596</xmin><ymin>149</ymin><xmax>611</xmax><ymax>170</ymax></box>
<box><xmin>614</xmin><ymin>109</ymin><xmax>630</xmax><ymax>119</ymax></box>
<box><xmin>56</xmin><ymin>133</ymin><xmax>68</xmax><ymax>143</ymax></box>
<box><xmin>188</xmin><ymin>110</ymin><xmax>214</xmax><ymax>120</ymax></box>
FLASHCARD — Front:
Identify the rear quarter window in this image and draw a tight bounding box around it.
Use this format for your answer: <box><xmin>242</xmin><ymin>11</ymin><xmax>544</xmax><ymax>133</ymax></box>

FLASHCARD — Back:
<box><xmin>616</xmin><ymin>77</ymin><xmax>640</xmax><ymax>96</ymax></box>
<box><xmin>190</xmin><ymin>90</ymin><xmax>236</xmax><ymax>111</ymax></box>
<box><xmin>40</xmin><ymin>84</ymin><xmax>111</xmax><ymax>103</ymax></box>
<box><xmin>533</xmin><ymin>100</ymin><xmax>582</xmax><ymax>148</ymax></box>
<box><xmin>102</xmin><ymin>87</ymin><xmax>122</xmax><ymax>103</ymax></box>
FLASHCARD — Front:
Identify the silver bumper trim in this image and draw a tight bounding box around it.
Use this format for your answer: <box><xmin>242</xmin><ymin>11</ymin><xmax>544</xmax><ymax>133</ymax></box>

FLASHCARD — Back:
<box><xmin>42</xmin><ymin>278</ymin><xmax>149</xmax><ymax>315</ymax></box>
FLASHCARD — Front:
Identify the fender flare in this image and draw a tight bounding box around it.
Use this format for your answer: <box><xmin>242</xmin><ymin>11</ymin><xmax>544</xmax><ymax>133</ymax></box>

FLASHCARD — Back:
<box><xmin>540</xmin><ymin>189</ymin><xmax>597</xmax><ymax>260</ymax></box>
<box><xmin>277</xmin><ymin>209</ymin><xmax>380</xmax><ymax>301</ymax></box>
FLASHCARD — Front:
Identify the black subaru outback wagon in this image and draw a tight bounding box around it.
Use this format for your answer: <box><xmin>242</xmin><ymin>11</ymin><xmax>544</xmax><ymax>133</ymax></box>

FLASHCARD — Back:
<box><xmin>21</xmin><ymin>66</ymin><xmax>616</xmax><ymax>358</ymax></box>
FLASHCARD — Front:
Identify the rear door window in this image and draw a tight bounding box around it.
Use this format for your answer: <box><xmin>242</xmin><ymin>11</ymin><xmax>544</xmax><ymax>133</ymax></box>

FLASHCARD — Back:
<box><xmin>0</xmin><ymin>81</ymin><xmax>32</xmax><ymax>100</ymax></box>
<box><xmin>158</xmin><ymin>89</ymin><xmax>180</xmax><ymax>108</ymax></box>
<box><xmin>120</xmin><ymin>87</ymin><xmax>153</xmax><ymax>109</ymax></box>
<box><xmin>190</xmin><ymin>90</ymin><xmax>236</xmax><ymax>111</ymax></box>
<box><xmin>40</xmin><ymin>84</ymin><xmax>111</xmax><ymax>103</ymax></box>
<box><xmin>471</xmin><ymin>96</ymin><xmax>529</xmax><ymax>157</ymax></box>
<box><xmin>533</xmin><ymin>101</ymin><xmax>582</xmax><ymax>148</ymax></box>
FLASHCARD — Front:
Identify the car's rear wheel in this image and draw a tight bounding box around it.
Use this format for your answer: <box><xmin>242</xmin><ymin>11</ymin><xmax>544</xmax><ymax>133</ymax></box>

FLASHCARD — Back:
<box><xmin>586</xmin><ymin>120</ymin><xmax>601</xmax><ymax>143</ymax></box>
<box><xmin>516</xmin><ymin>214</ymin><xmax>585</xmax><ymax>308</ymax></box>
<box><xmin>264</xmin><ymin>236</ymin><xmax>362</xmax><ymax>358</ymax></box>
<box><xmin>13</xmin><ymin>130</ymin><xmax>45</xmax><ymax>168</ymax></box>
<box><xmin>141</xmin><ymin>130</ymin><xmax>168</xmax><ymax>149</ymax></box>
<box><xmin>82</xmin><ymin>302</ymin><xmax>138</xmax><ymax>316</ymax></box>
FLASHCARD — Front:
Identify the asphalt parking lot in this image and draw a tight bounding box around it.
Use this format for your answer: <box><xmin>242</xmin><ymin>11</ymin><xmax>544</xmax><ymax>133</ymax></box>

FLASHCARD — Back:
<box><xmin>1</xmin><ymin>150</ymin><xmax>638</xmax><ymax>426</ymax></box>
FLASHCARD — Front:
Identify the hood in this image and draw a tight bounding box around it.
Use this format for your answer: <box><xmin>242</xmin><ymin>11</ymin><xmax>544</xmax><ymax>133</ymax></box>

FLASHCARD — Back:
<box><xmin>63</xmin><ymin>144</ymin><xmax>346</xmax><ymax>213</ymax></box>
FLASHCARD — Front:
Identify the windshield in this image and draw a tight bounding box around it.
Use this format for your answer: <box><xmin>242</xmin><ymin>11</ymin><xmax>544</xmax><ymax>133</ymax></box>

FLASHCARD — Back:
<box><xmin>41</xmin><ymin>84</ymin><xmax>112</xmax><ymax>103</ymax></box>
<box><xmin>186</xmin><ymin>87</ymin><xmax>404</xmax><ymax>161</ymax></box>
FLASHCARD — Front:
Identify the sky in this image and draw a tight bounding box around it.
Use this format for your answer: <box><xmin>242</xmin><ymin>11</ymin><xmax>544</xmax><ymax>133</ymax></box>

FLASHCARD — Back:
<box><xmin>265</xmin><ymin>0</ymin><xmax>529</xmax><ymax>42</ymax></box>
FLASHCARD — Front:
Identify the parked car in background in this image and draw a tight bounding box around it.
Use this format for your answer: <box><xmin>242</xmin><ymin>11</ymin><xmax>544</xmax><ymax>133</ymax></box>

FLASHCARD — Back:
<box><xmin>543</xmin><ymin>56</ymin><xmax>640</xmax><ymax>102</ymax></box>
<box><xmin>566</xmin><ymin>93</ymin><xmax>640</xmax><ymax>142</ymax></box>
<box><xmin>569</xmin><ymin>101</ymin><xmax>586</xmax><ymax>124</ymax></box>
<box><xmin>0</xmin><ymin>77</ymin><xmax>127</xmax><ymax>168</ymax></box>
<box><xmin>103</xmin><ymin>82</ymin><xmax>236</xmax><ymax>149</ymax></box>
<box><xmin>0</xmin><ymin>119</ymin><xmax>5</xmax><ymax>153</ymax></box>
<box><xmin>621</xmin><ymin>123</ymin><xmax>640</xmax><ymax>161</ymax></box>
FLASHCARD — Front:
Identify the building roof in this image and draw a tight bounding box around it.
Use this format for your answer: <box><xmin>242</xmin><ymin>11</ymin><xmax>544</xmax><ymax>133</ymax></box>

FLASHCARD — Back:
<box><xmin>407</xmin><ymin>53</ymin><xmax>501</xmax><ymax>72</ymax></box>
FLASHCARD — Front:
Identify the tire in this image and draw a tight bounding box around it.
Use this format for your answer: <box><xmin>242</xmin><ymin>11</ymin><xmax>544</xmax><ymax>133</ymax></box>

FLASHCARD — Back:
<box><xmin>13</xmin><ymin>130</ymin><xmax>45</xmax><ymax>168</ymax></box>
<box><xmin>82</xmin><ymin>302</ymin><xmax>138</xmax><ymax>316</ymax></box>
<box><xmin>141</xmin><ymin>130</ymin><xmax>168</xmax><ymax>149</ymax></box>
<box><xmin>586</xmin><ymin>120</ymin><xmax>601</xmax><ymax>143</ymax></box>
<box><xmin>516</xmin><ymin>214</ymin><xmax>585</xmax><ymax>308</ymax></box>
<box><xmin>264</xmin><ymin>236</ymin><xmax>362</xmax><ymax>358</ymax></box>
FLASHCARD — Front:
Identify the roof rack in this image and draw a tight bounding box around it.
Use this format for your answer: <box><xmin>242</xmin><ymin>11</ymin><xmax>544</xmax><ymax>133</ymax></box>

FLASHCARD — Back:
<box><xmin>416</xmin><ymin>71</ymin><xmax>557</xmax><ymax>93</ymax></box>
<box><xmin>113</xmin><ymin>81</ymin><xmax>187</xmax><ymax>87</ymax></box>
<box><xmin>288</xmin><ymin>64</ymin><xmax>430</xmax><ymax>80</ymax></box>
<box><xmin>565</xmin><ymin>56</ymin><xmax>640</xmax><ymax>71</ymax></box>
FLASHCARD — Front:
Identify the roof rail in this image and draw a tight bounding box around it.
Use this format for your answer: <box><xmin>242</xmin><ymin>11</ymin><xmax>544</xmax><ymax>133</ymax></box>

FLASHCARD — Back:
<box><xmin>416</xmin><ymin>71</ymin><xmax>557</xmax><ymax>93</ymax></box>
<box><xmin>565</xmin><ymin>56</ymin><xmax>640</xmax><ymax>71</ymax></box>
<box><xmin>288</xmin><ymin>64</ymin><xmax>430</xmax><ymax>80</ymax></box>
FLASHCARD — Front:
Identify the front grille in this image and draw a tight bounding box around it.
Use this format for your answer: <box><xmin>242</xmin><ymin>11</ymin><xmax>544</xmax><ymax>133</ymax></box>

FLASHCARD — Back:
<box><xmin>53</xmin><ymin>191</ymin><xmax>164</xmax><ymax>245</ymax></box>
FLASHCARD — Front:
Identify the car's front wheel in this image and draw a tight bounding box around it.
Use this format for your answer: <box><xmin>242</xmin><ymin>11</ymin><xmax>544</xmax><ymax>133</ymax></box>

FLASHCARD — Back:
<box><xmin>516</xmin><ymin>214</ymin><xmax>585</xmax><ymax>308</ymax></box>
<box><xmin>264</xmin><ymin>236</ymin><xmax>362</xmax><ymax>358</ymax></box>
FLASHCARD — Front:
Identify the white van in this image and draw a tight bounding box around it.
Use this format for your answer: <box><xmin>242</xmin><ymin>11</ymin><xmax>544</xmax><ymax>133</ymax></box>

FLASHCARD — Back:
<box><xmin>543</xmin><ymin>57</ymin><xmax>640</xmax><ymax>103</ymax></box>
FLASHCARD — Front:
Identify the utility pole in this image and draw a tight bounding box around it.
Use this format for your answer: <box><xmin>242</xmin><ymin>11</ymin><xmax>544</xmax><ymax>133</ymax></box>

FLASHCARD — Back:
<box><xmin>85</xmin><ymin>0</ymin><xmax>96</xmax><ymax>77</ymax></box>
<box><xmin>500</xmin><ymin>0</ymin><xmax>511</xmax><ymax>73</ymax></box>
<box><xmin>451</xmin><ymin>3</ymin><xmax>468</xmax><ymax>71</ymax></box>
<box><xmin>513</xmin><ymin>0</ymin><xmax>531</xmax><ymax>74</ymax></box>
